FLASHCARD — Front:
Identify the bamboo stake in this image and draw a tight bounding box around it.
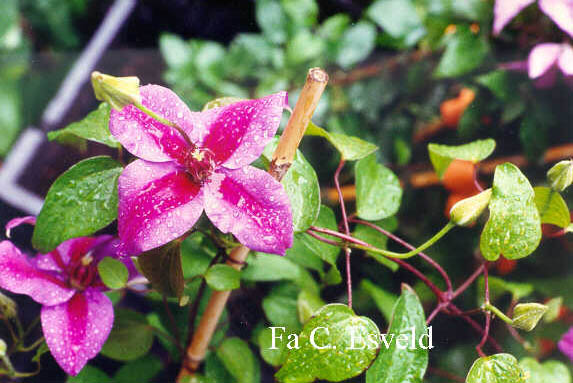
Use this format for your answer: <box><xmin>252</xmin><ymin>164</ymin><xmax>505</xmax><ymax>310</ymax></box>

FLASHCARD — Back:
<box><xmin>176</xmin><ymin>68</ymin><xmax>328</xmax><ymax>382</ymax></box>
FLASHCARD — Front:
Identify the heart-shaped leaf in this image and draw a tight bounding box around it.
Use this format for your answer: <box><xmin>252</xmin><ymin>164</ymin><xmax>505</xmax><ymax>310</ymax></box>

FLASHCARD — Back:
<box><xmin>276</xmin><ymin>304</ymin><xmax>380</xmax><ymax>383</ymax></box>
<box><xmin>101</xmin><ymin>309</ymin><xmax>154</xmax><ymax>361</ymax></box>
<box><xmin>32</xmin><ymin>156</ymin><xmax>123</xmax><ymax>252</ymax></box>
<box><xmin>48</xmin><ymin>103</ymin><xmax>119</xmax><ymax>149</ymax></box>
<box><xmin>428</xmin><ymin>138</ymin><xmax>495</xmax><ymax>178</ymax></box>
<box><xmin>534</xmin><ymin>186</ymin><xmax>571</xmax><ymax>229</ymax></box>
<box><xmin>355</xmin><ymin>154</ymin><xmax>402</xmax><ymax>221</ymax></box>
<box><xmin>466</xmin><ymin>354</ymin><xmax>528</xmax><ymax>383</ymax></box>
<box><xmin>366</xmin><ymin>285</ymin><xmax>429</xmax><ymax>383</ymax></box>
<box><xmin>480</xmin><ymin>163</ymin><xmax>542</xmax><ymax>261</ymax></box>
<box><xmin>306</xmin><ymin>122</ymin><xmax>378</xmax><ymax>161</ymax></box>
<box><xmin>434</xmin><ymin>26</ymin><xmax>489</xmax><ymax>78</ymax></box>
<box><xmin>263</xmin><ymin>138</ymin><xmax>320</xmax><ymax>232</ymax></box>
<box><xmin>97</xmin><ymin>256</ymin><xmax>128</xmax><ymax>290</ymax></box>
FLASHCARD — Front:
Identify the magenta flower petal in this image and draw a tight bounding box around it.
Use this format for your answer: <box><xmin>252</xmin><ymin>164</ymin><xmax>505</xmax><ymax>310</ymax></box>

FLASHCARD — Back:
<box><xmin>493</xmin><ymin>0</ymin><xmax>535</xmax><ymax>35</ymax></box>
<box><xmin>109</xmin><ymin>85</ymin><xmax>196</xmax><ymax>164</ymax></box>
<box><xmin>540</xmin><ymin>0</ymin><xmax>573</xmax><ymax>38</ymax></box>
<box><xmin>0</xmin><ymin>241</ymin><xmax>75</xmax><ymax>305</ymax></box>
<box><xmin>204</xmin><ymin>166</ymin><xmax>292</xmax><ymax>255</ymax></box>
<box><xmin>558</xmin><ymin>44</ymin><xmax>573</xmax><ymax>75</ymax></box>
<box><xmin>199</xmin><ymin>92</ymin><xmax>287</xmax><ymax>169</ymax></box>
<box><xmin>118</xmin><ymin>159</ymin><xmax>204</xmax><ymax>255</ymax></box>
<box><xmin>528</xmin><ymin>43</ymin><xmax>562</xmax><ymax>78</ymax></box>
<box><xmin>5</xmin><ymin>216</ymin><xmax>36</xmax><ymax>237</ymax></box>
<box><xmin>41</xmin><ymin>288</ymin><xmax>114</xmax><ymax>376</ymax></box>
<box><xmin>558</xmin><ymin>326</ymin><xmax>573</xmax><ymax>362</ymax></box>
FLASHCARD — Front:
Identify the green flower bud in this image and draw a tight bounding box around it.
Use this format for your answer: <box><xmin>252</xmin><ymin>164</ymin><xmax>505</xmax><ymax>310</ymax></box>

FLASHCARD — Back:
<box><xmin>0</xmin><ymin>339</ymin><xmax>6</xmax><ymax>357</ymax></box>
<box><xmin>512</xmin><ymin>303</ymin><xmax>548</xmax><ymax>332</ymax></box>
<box><xmin>91</xmin><ymin>71</ymin><xmax>142</xmax><ymax>111</ymax></box>
<box><xmin>0</xmin><ymin>292</ymin><xmax>17</xmax><ymax>319</ymax></box>
<box><xmin>450</xmin><ymin>188</ymin><xmax>492</xmax><ymax>226</ymax></box>
<box><xmin>547</xmin><ymin>160</ymin><xmax>573</xmax><ymax>192</ymax></box>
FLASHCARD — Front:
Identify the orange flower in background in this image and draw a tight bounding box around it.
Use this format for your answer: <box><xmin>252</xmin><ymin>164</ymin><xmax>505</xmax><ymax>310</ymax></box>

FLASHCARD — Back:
<box><xmin>440</xmin><ymin>88</ymin><xmax>476</xmax><ymax>128</ymax></box>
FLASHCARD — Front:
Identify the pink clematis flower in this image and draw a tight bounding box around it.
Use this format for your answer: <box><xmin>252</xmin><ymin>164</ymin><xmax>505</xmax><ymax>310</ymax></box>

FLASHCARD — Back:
<box><xmin>559</xmin><ymin>326</ymin><xmax>573</xmax><ymax>362</ymax></box>
<box><xmin>494</xmin><ymin>0</ymin><xmax>573</xmax><ymax>37</ymax></box>
<box><xmin>501</xmin><ymin>43</ymin><xmax>573</xmax><ymax>87</ymax></box>
<box><xmin>109</xmin><ymin>86</ymin><xmax>293</xmax><ymax>256</ymax></box>
<box><xmin>0</xmin><ymin>222</ymin><xmax>136</xmax><ymax>375</ymax></box>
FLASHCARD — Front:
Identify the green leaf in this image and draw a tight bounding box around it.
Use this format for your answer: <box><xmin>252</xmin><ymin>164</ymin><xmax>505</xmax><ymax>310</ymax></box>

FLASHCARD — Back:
<box><xmin>475</xmin><ymin>71</ymin><xmax>514</xmax><ymax>102</ymax></box>
<box><xmin>216</xmin><ymin>337</ymin><xmax>260</xmax><ymax>383</ymax></box>
<box><xmin>547</xmin><ymin>160</ymin><xmax>573</xmax><ymax>192</ymax></box>
<box><xmin>428</xmin><ymin>138</ymin><xmax>496</xmax><ymax>178</ymax></box>
<box><xmin>480</xmin><ymin>163</ymin><xmax>542</xmax><ymax>261</ymax></box>
<box><xmin>318</xmin><ymin>14</ymin><xmax>351</xmax><ymax>41</ymax></box>
<box><xmin>336</xmin><ymin>21</ymin><xmax>376</xmax><ymax>69</ymax></box>
<box><xmin>434</xmin><ymin>26</ymin><xmax>489</xmax><ymax>78</ymax></box>
<box><xmin>67</xmin><ymin>365</ymin><xmax>110</xmax><ymax>383</ymax></box>
<box><xmin>286</xmin><ymin>205</ymin><xmax>340</xmax><ymax>267</ymax></box>
<box><xmin>306</xmin><ymin>122</ymin><xmax>378</xmax><ymax>161</ymax></box>
<box><xmin>101</xmin><ymin>309</ymin><xmax>154</xmax><ymax>361</ymax></box>
<box><xmin>534</xmin><ymin>186</ymin><xmax>571</xmax><ymax>228</ymax></box>
<box><xmin>159</xmin><ymin>33</ymin><xmax>190</xmax><ymax>69</ymax></box>
<box><xmin>205</xmin><ymin>264</ymin><xmax>241</xmax><ymax>291</ymax></box>
<box><xmin>543</xmin><ymin>297</ymin><xmax>563</xmax><ymax>323</ymax></box>
<box><xmin>276</xmin><ymin>304</ymin><xmax>380</xmax><ymax>383</ymax></box>
<box><xmin>48</xmin><ymin>103</ymin><xmax>119</xmax><ymax>148</ymax></box>
<box><xmin>258</xmin><ymin>326</ymin><xmax>289</xmax><ymax>367</ymax></box>
<box><xmin>113</xmin><ymin>355</ymin><xmax>163</xmax><ymax>383</ymax></box>
<box><xmin>137</xmin><ymin>242</ymin><xmax>185</xmax><ymax>300</ymax></box>
<box><xmin>520</xmin><ymin>358</ymin><xmax>571</xmax><ymax>383</ymax></box>
<box><xmin>360</xmin><ymin>279</ymin><xmax>398</xmax><ymax>323</ymax></box>
<box><xmin>97</xmin><ymin>256</ymin><xmax>128</xmax><ymax>290</ymax></box>
<box><xmin>32</xmin><ymin>156</ymin><xmax>122</xmax><ymax>252</ymax></box>
<box><xmin>352</xmin><ymin>223</ymin><xmax>398</xmax><ymax>272</ymax></box>
<box><xmin>366</xmin><ymin>285</ymin><xmax>429</xmax><ymax>383</ymax></box>
<box><xmin>263</xmin><ymin>284</ymin><xmax>303</xmax><ymax>332</ymax></box>
<box><xmin>355</xmin><ymin>154</ymin><xmax>402</xmax><ymax>221</ymax></box>
<box><xmin>243</xmin><ymin>252</ymin><xmax>302</xmax><ymax>282</ymax></box>
<box><xmin>263</xmin><ymin>138</ymin><xmax>320</xmax><ymax>232</ymax></box>
<box><xmin>256</xmin><ymin>0</ymin><xmax>288</xmax><ymax>44</ymax></box>
<box><xmin>511</xmin><ymin>303</ymin><xmax>548</xmax><ymax>331</ymax></box>
<box><xmin>297</xmin><ymin>289</ymin><xmax>325</xmax><ymax>324</ymax></box>
<box><xmin>281</xmin><ymin>0</ymin><xmax>318</xmax><ymax>28</ymax></box>
<box><xmin>286</xmin><ymin>30</ymin><xmax>324</xmax><ymax>65</ymax></box>
<box><xmin>0</xmin><ymin>79</ymin><xmax>21</xmax><ymax>157</ymax></box>
<box><xmin>466</xmin><ymin>354</ymin><xmax>528</xmax><ymax>383</ymax></box>
<box><xmin>367</xmin><ymin>0</ymin><xmax>425</xmax><ymax>47</ymax></box>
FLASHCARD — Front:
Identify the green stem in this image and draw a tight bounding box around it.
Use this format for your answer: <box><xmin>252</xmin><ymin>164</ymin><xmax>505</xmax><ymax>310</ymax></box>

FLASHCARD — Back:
<box><xmin>18</xmin><ymin>337</ymin><xmax>44</xmax><ymax>353</ymax></box>
<box><xmin>348</xmin><ymin>222</ymin><xmax>455</xmax><ymax>259</ymax></box>
<box><xmin>483</xmin><ymin>302</ymin><xmax>513</xmax><ymax>325</ymax></box>
<box><xmin>133</xmin><ymin>101</ymin><xmax>195</xmax><ymax>148</ymax></box>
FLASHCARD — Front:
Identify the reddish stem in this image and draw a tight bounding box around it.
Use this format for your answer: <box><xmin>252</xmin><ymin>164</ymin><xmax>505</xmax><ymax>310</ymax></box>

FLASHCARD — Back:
<box><xmin>306</xmin><ymin>230</ymin><xmax>342</xmax><ymax>247</ymax></box>
<box><xmin>334</xmin><ymin>159</ymin><xmax>353</xmax><ymax>308</ymax></box>
<box><xmin>452</xmin><ymin>264</ymin><xmax>485</xmax><ymax>299</ymax></box>
<box><xmin>350</xmin><ymin>218</ymin><xmax>453</xmax><ymax>294</ymax></box>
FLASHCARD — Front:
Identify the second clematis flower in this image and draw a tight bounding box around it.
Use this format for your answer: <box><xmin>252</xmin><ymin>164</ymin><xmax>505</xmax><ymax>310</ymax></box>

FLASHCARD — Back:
<box><xmin>0</xmin><ymin>219</ymin><xmax>137</xmax><ymax>375</ymax></box>
<box><xmin>558</xmin><ymin>326</ymin><xmax>573</xmax><ymax>362</ymax></box>
<box><xmin>494</xmin><ymin>0</ymin><xmax>573</xmax><ymax>37</ymax></box>
<box><xmin>109</xmin><ymin>86</ymin><xmax>293</xmax><ymax>256</ymax></box>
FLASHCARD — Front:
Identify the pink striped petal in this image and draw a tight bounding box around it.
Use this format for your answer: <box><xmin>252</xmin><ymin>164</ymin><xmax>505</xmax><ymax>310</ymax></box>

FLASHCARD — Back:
<box><xmin>204</xmin><ymin>167</ymin><xmax>292</xmax><ymax>255</ymax></box>
<box><xmin>558</xmin><ymin>44</ymin><xmax>573</xmax><ymax>75</ymax></box>
<box><xmin>0</xmin><ymin>241</ymin><xmax>74</xmax><ymax>305</ymax></box>
<box><xmin>493</xmin><ymin>0</ymin><xmax>535</xmax><ymax>35</ymax></box>
<box><xmin>41</xmin><ymin>288</ymin><xmax>113</xmax><ymax>376</ymax></box>
<box><xmin>558</xmin><ymin>326</ymin><xmax>573</xmax><ymax>362</ymax></box>
<box><xmin>198</xmin><ymin>92</ymin><xmax>287</xmax><ymax>169</ymax></box>
<box><xmin>5</xmin><ymin>216</ymin><xmax>36</xmax><ymax>238</ymax></box>
<box><xmin>118</xmin><ymin>160</ymin><xmax>204</xmax><ymax>255</ymax></box>
<box><xmin>540</xmin><ymin>0</ymin><xmax>573</xmax><ymax>38</ymax></box>
<box><xmin>109</xmin><ymin>85</ymin><xmax>197</xmax><ymax>164</ymax></box>
<box><xmin>528</xmin><ymin>43</ymin><xmax>562</xmax><ymax>79</ymax></box>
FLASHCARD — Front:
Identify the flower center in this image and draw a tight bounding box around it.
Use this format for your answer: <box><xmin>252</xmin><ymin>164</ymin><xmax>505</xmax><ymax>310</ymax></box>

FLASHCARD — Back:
<box><xmin>68</xmin><ymin>254</ymin><xmax>96</xmax><ymax>291</ymax></box>
<box><xmin>184</xmin><ymin>147</ymin><xmax>216</xmax><ymax>184</ymax></box>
